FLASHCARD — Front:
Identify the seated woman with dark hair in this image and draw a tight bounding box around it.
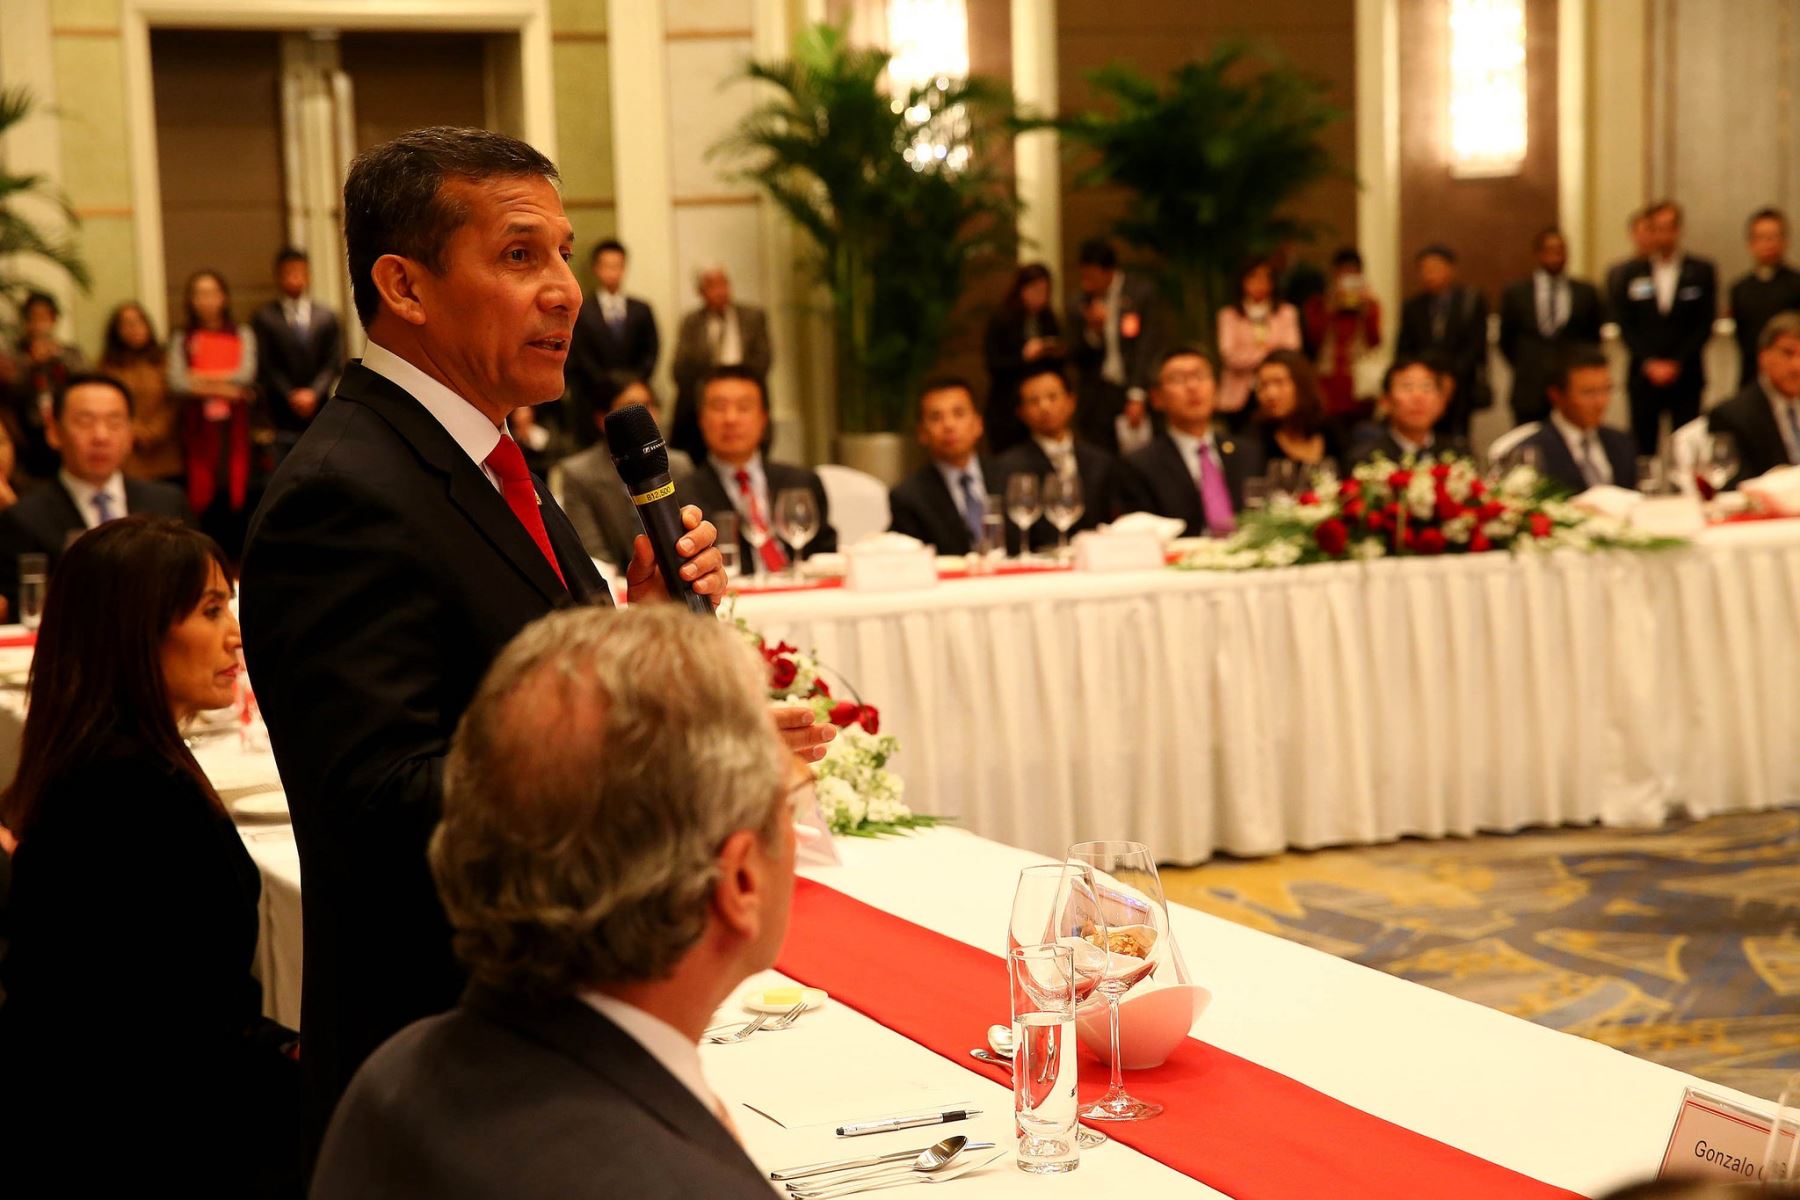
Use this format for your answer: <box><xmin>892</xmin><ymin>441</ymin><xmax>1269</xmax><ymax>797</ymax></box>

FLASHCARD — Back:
<box><xmin>1251</xmin><ymin>348</ymin><xmax>1346</xmax><ymax>469</ymax></box>
<box><xmin>0</xmin><ymin>516</ymin><xmax>299</xmax><ymax>1196</ymax></box>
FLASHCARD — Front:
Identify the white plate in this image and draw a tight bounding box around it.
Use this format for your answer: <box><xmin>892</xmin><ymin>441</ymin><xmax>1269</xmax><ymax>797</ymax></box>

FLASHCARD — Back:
<box><xmin>742</xmin><ymin>986</ymin><xmax>828</xmax><ymax>1014</ymax></box>
<box><xmin>229</xmin><ymin>790</ymin><xmax>290</xmax><ymax>821</ymax></box>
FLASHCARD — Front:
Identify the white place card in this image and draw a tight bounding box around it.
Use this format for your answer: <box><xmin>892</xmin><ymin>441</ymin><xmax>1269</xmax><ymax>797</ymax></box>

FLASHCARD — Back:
<box><xmin>1658</xmin><ymin>1088</ymin><xmax>1795</xmax><ymax>1182</ymax></box>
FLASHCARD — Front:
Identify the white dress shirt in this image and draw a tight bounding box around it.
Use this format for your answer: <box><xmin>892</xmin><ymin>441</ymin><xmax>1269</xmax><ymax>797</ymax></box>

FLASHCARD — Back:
<box><xmin>361</xmin><ymin>340</ymin><xmax>505</xmax><ymax>492</ymax></box>
<box><xmin>713</xmin><ymin>452</ymin><xmax>771</xmax><ymax>523</ymax></box>
<box><xmin>1389</xmin><ymin>429</ymin><xmax>1435</xmax><ymax>458</ymax></box>
<box><xmin>1167</xmin><ymin>427</ymin><xmax>1221</xmax><ymax>485</ymax></box>
<box><xmin>281</xmin><ymin>296</ymin><xmax>313</xmax><ymax>333</ymax></box>
<box><xmin>59</xmin><ymin>469</ymin><xmax>128</xmax><ymax>529</ymax></box>
<box><xmin>597</xmin><ymin>288</ymin><xmax>628</xmax><ymax>326</ymax></box>
<box><xmin>707</xmin><ymin>308</ymin><xmax>744</xmax><ymax>366</ymax></box>
<box><xmin>1549</xmin><ymin>410</ymin><xmax>1613</xmax><ymax>486</ymax></box>
<box><xmin>578</xmin><ymin>990</ymin><xmax>720</xmax><ymax>1115</ymax></box>
<box><xmin>935</xmin><ymin>456</ymin><xmax>990</xmax><ymax>510</ymax></box>
<box><xmin>1032</xmin><ymin>434</ymin><xmax>1079</xmax><ymax>478</ymax></box>
<box><xmin>1763</xmin><ymin>375</ymin><xmax>1800</xmax><ymax>464</ymax></box>
<box><xmin>1651</xmin><ymin>255</ymin><xmax>1683</xmax><ymax>314</ymax></box>
<box><xmin>1534</xmin><ymin>269</ymin><xmax>1568</xmax><ymax>335</ymax></box>
<box><xmin>1100</xmin><ymin>272</ymin><xmax>1127</xmax><ymax>387</ymax></box>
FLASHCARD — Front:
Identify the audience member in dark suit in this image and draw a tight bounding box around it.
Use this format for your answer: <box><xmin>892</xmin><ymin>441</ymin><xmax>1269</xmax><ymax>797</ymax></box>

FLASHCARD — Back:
<box><xmin>560</xmin><ymin>379</ymin><xmax>695</xmax><ymax>566</ymax></box>
<box><xmin>0</xmin><ymin>373</ymin><xmax>187</xmax><ymax>616</ymax></box>
<box><xmin>1498</xmin><ymin>227</ymin><xmax>1605</xmax><ymax>424</ymax></box>
<box><xmin>1708</xmin><ymin>311</ymin><xmax>1800</xmax><ymax>487</ymax></box>
<box><xmin>1069</xmin><ymin>237</ymin><xmax>1166</xmax><ymax>456</ymax></box>
<box><xmin>684</xmin><ymin>366</ymin><xmax>836</xmax><ymax>570</ymax></box>
<box><xmin>566</xmin><ymin>238</ymin><xmax>659</xmax><ymax>449</ymax></box>
<box><xmin>251</xmin><ymin>247</ymin><xmax>343</xmax><ymax>462</ymax></box>
<box><xmin>1518</xmin><ymin>345</ymin><xmax>1639</xmax><ymax>492</ymax></box>
<box><xmin>0</xmin><ymin>517</ymin><xmax>299</xmax><ymax>1196</ymax></box>
<box><xmin>888</xmin><ymin>377</ymin><xmax>1001</xmax><ymax>555</ymax></box>
<box><xmin>314</xmin><ymin>605</ymin><xmax>793</xmax><ymax>1198</ymax></box>
<box><xmin>1611</xmin><ymin>200</ymin><xmax>1719</xmax><ymax>455</ymax></box>
<box><xmin>1118</xmin><ymin>347</ymin><xmax>1261</xmax><ymax>537</ymax></box>
<box><xmin>995</xmin><ymin>361</ymin><xmax>1120</xmax><ymax>552</ymax></box>
<box><xmin>1395</xmin><ymin>244</ymin><xmax>1490</xmax><ymax>439</ymax></box>
<box><xmin>1248</xmin><ymin>349</ymin><xmax>1347</xmax><ymax>472</ymax></box>
<box><xmin>1727</xmin><ymin>207</ymin><xmax>1800</xmax><ymax>389</ymax></box>
<box><xmin>670</xmin><ymin>265</ymin><xmax>773</xmax><ymax>461</ymax></box>
<box><xmin>983</xmin><ymin>263</ymin><xmax>1065</xmax><ymax>456</ymax></box>
<box><xmin>239</xmin><ymin>129</ymin><xmax>755</xmax><ymax>1170</ymax></box>
<box><xmin>1349</xmin><ymin>355</ymin><xmax>1454</xmax><ymax>467</ymax></box>
<box><xmin>1602</xmin><ymin>208</ymin><xmax>1654</xmax><ymax>323</ymax></box>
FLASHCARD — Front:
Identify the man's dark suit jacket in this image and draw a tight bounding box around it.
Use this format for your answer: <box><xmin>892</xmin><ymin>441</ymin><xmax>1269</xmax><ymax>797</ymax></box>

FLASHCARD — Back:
<box><xmin>1395</xmin><ymin>285</ymin><xmax>1490</xmax><ymax>433</ymax></box>
<box><xmin>566</xmin><ymin>293</ymin><xmax>659</xmax><ymax>448</ymax></box>
<box><xmin>1612</xmin><ymin>256</ymin><xmax>1720</xmax><ymax>452</ymax></box>
<box><xmin>683</xmin><ymin>456</ymin><xmax>838</xmax><ymax>564</ymax></box>
<box><xmin>251</xmin><ymin>299</ymin><xmax>343</xmax><ymax>435</ymax></box>
<box><xmin>1497</xmin><ymin>274</ymin><xmax>1604</xmax><ymax>423</ymax></box>
<box><xmin>669</xmin><ymin>305</ymin><xmax>773</xmax><ymax>460</ymax></box>
<box><xmin>1708</xmin><ymin>379</ymin><xmax>1798</xmax><ymax>487</ymax></box>
<box><xmin>239</xmin><ymin>362</ymin><xmax>612</xmax><ymax>1161</ymax></box>
<box><xmin>0</xmin><ymin>476</ymin><xmax>187</xmax><ymax>613</ymax></box>
<box><xmin>1728</xmin><ymin>265</ymin><xmax>1800</xmax><ymax>388</ymax></box>
<box><xmin>313</xmin><ymin>985</ymin><xmax>773</xmax><ymax>1199</ymax></box>
<box><xmin>1116</xmin><ymin>430</ymin><xmax>1259</xmax><ymax>538</ymax></box>
<box><xmin>1518</xmin><ymin>421</ymin><xmax>1639</xmax><ymax>493</ymax></box>
<box><xmin>994</xmin><ymin>439</ymin><xmax>1120</xmax><ymax>552</ymax></box>
<box><xmin>887</xmin><ymin>455</ymin><xmax>1002</xmax><ymax>555</ymax></box>
<box><xmin>1068</xmin><ymin>271</ymin><xmax>1166</xmax><ymax>452</ymax></box>
<box><xmin>1347</xmin><ymin>428</ymin><xmax>1460</xmax><ymax>469</ymax></box>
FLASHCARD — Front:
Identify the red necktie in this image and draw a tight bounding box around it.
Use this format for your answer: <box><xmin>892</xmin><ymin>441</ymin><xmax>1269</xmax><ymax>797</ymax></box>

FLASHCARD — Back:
<box><xmin>735</xmin><ymin>468</ymin><xmax>789</xmax><ymax>572</ymax></box>
<box><xmin>485</xmin><ymin>434</ymin><xmax>566</xmax><ymax>589</ymax></box>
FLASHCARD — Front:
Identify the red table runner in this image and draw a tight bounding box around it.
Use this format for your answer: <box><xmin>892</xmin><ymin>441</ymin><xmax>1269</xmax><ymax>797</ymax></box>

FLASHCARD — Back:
<box><xmin>777</xmin><ymin>878</ymin><xmax>1583</xmax><ymax>1200</ymax></box>
<box><xmin>0</xmin><ymin>630</ymin><xmax>35</xmax><ymax>649</ymax></box>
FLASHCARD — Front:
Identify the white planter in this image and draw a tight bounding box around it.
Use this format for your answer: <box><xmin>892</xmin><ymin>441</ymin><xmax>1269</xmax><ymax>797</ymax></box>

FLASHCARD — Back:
<box><xmin>835</xmin><ymin>432</ymin><xmax>910</xmax><ymax>486</ymax></box>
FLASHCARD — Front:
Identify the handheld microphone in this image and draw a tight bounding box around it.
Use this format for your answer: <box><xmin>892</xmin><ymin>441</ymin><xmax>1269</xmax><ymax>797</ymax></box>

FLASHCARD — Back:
<box><xmin>603</xmin><ymin>403</ymin><xmax>714</xmax><ymax>615</ymax></box>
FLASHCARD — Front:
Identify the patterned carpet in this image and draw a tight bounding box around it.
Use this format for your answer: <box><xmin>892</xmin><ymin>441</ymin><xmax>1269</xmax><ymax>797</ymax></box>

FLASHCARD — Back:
<box><xmin>1160</xmin><ymin>811</ymin><xmax>1800</xmax><ymax>1102</ymax></box>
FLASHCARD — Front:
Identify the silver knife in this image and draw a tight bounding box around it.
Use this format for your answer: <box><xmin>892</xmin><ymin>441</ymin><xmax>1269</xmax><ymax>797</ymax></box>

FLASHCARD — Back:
<box><xmin>769</xmin><ymin>1145</ymin><xmax>937</xmax><ymax>1182</ymax></box>
<box><xmin>793</xmin><ymin>1150</ymin><xmax>1009</xmax><ymax>1200</ymax></box>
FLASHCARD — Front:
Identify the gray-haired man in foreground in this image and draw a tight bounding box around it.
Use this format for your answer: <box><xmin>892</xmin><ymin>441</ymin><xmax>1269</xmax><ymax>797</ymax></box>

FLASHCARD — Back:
<box><xmin>312</xmin><ymin>605</ymin><xmax>796</xmax><ymax>1198</ymax></box>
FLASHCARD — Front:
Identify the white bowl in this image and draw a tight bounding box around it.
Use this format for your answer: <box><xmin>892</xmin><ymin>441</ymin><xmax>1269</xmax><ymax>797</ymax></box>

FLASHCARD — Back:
<box><xmin>1074</xmin><ymin>982</ymin><xmax>1211</xmax><ymax>1069</ymax></box>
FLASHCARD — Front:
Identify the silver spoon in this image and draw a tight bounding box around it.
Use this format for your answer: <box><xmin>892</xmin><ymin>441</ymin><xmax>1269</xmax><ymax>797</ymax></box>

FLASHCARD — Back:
<box><xmin>985</xmin><ymin>1024</ymin><xmax>1014</xmax><ymax>1058</ymax></box>
<box><xmin>992</xmin><ymin>1024</ymin><xmax>1108</xmax><ymax>1148</ymax></box>
<box><xmin>968</xmin><ymin>1048</ymin><xmax>1010</xmax><ymax>1067</ymax></box>
<box><xmin>787</xmin><ymin>1136</ymin><xmax>976</xmax><ymax>1197</ymax></box>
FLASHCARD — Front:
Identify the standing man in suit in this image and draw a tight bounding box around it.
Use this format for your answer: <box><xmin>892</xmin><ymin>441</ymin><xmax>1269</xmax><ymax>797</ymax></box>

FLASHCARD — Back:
<box><xmin>314</xmin><ymin>605</ymin><xmax>793</xmax><ymax>1198</ymax></box>
<box><xmin>252</xmin><ymin>247</ymin><xmax>343</xmax><ymax>466</ymax></box>
<box><xmin>1498</xmin><ymin>227</ymin><xmax>1605</xmax><ymax>425</ymax></box>
<box><xmin>1612</xmin><ymin>199</ymin><xmax>1719</xmax><ymax>455</ymax></box>
<box><xmin>887</xmin><ymin>376</ymin><xmax>1000</xmax><ymax>555</ymax></box>
<box><xmin>1518</xmin><ymin>345</ymin><xmax>1639</xmax><ymax>492</ymax></box>
<box><xmin>1395</xmin><ymin>244</ymin><xmax>1489</xmax><ymax>439</ymax></box>
<box><xmin>1708</xmin><ymin>311</ymin><xmax>1800</xmax><ymax>486</ymax></box>
<box><xmin>1348</xmin><ymin>355</ymin><xmax>1452</xmax><ymax>467</ymax></box>
<box><xmin>670</xmin><ymin>265</ymin><xmax>772</xmax><ymax>461</ymax></box>
<box><xmin>1069</xmin><ymin>237</ymin><xmax>1165</xmax><ymax>456</ymax></box>
<box><xmin>566</xmin><ymin>238</ymin><xmax>659</xmax><ymax>449</ymax></box>
<box><xmin>995</xmin><ymin>361</ymin><xmax>1119</xmax><ymax>551</ymax></box>
<box><xmin>683</xmin><ymin>365</ymin><xmax>836</xmax><ymax>569</ymax></box>
<box><xmin>1603</xmin><ymin>209</ymin><xmax>1653</xmax><ymax>319</ymax></box>
<box><xmin>1117</xmin><ymin>347</ymin><xmax>1260</xmax><ymax>537</ymax></box>
<box><xmin>559</xmin><ymin>378</ymin><xmax>695</xmax><ymax>568</ymax></box>
<box><xmin>1727</xmin><ymin>208</ymin><xmax>1800</xmax><ymax>389</ymax></box>
<box><xmin>240</xmin><ymin>128</ymin><xmax>829</xmax><ymax>1168</ymax></box>
<box><xmin>0</xmin><ymin>373</ymin><xmax>186</xmax><ymax>615</ymax></box>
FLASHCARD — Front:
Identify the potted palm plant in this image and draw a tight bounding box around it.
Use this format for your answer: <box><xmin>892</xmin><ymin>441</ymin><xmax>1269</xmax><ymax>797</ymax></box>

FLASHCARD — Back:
<box><xmin>0</xmin><ymin>88</ymin><xmax>91</xmax><ymax>321</ymax></box>
<box><xmin>1057</xmin><ymin>43</ymin><xmax>1343</xmax><ymax>345</ymax></box>
<box><xmin>714</xmin><ymin>24</ymin><xmax>1016</xmax><ymax>482</ymax></box>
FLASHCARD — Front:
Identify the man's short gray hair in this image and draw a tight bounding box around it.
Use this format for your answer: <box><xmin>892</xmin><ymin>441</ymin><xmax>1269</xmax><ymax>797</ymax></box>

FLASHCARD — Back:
<box><xmin>429</xmin><ymin>604</ymin><xmax>784</xmax><ymax>996</ymax></box>
<box><xmin>1760</xmin><ymin>310</ymin><xmax>1800</xmax><ymax>352</ymax></box>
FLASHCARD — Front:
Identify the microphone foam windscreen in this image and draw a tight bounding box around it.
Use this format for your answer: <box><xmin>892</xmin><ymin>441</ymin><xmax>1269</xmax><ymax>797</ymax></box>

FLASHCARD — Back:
<box><xmin>602</xmin><ymin>403</ymin><xmax>670</xmax><ymax>485</ymax></box>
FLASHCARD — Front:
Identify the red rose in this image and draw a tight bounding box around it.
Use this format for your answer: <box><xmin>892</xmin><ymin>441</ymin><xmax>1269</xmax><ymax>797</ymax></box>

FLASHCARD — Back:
<box><xmin>1298</xmin><ymin>490</ymin><xmax>1319</xmax><ymax>505</ymax></box>
<box><xmin>1434</xmin><ymin>492</ymin><xmax>1462</xmax><ymax>522</ymax></box>
<box><xmin>1402</xmin><ymin>528</ymin><xmax>1419</xmax><ymax>551</ymax></box>
<box><xmin>1314</xmin><ymin>518</ymin><xmax>1350</xmax><ymax>557</ymax></box>
<box><xmin>1366</xmin><ymin>509</ymin><xmax>1387</xmax><ymax>533</ymax></box>
<box><xmin>1416</xmin><ymin>528</ymin><xmax>1447</xmax><ymax>555</ymax></box>
<box><xmin>813</xmin><ymin>677</ymin><xmax>832</xmax><ymax>698</ymax></box>
<box><xmin>828</xmin><ymin>699</ymin><xmax>860</xmax><ymax>727</ymax></box>
<box><xmin>858</xmin><ymin>705</ymin><xmax>880</xmax><ymax>735</ymax></box>
<box><xmin>1477</xmin><ymin>500</ymin><xmax>1505</xmax><ymax>522</ymax></box>
<box><xmin>1469</xmin><ymin>478</ymin><xmax>1488</xmax><ymax>498</ymax></box>
<box><xmin>1430</xmin><ymin>463</ymin><xmax>1452</xmax><ymax>481</ymax></box>
<box><xmin>770</xmin><ymin>658</ymin><xmax>798</xmax><ymax>690</ymax></box>
<box><xmin>1470</xmin><ymin>530</ymin><xmax>1492</xmax><ymax>552</ymax></box>
<box><xmin>1343</xmin><ymin>497</ymin><xmax>1366</xmax><ymax>519</ymax></box>
<box><xmin>1388</xmin><ymin>469</ymin><xmax>1413</xmax><ymax>489</ymax></box>
<box><xmin>1340</xmin><ymin>479</ymin><xmax>1362</xmax><ymax>500</ymax></box>
<box><xmin>773</xmin><ymin>641</ymin><xmax>798</xmax><ymax>657</ymax></box>
<box><xmin>1528</xmin><ymin>512</ymin><xmax>1553</xmax><ymax>539</ymax></box>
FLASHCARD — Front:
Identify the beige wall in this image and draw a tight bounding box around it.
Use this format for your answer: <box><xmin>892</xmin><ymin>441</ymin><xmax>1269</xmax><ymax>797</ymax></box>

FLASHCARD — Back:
<box><xmin>552</xmin><ymin>0</ymin><xmax>617</xmax><ymax>251</ymax></box>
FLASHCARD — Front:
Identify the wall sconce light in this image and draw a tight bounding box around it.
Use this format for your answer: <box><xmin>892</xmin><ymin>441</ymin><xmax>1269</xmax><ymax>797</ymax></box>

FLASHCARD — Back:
<box><xmin>1447</xmin><ymin>0</ymin><xmax>1528</xmax><ymax>178</ymax></box>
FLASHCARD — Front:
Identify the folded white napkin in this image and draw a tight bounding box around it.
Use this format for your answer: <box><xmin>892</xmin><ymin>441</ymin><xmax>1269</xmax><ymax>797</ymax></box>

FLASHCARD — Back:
<box><xmin>851</xmin><ymin>532</ymin><xmax>928</xmax><ymax>554</ymax></box>
<box><xmin>1571</xmin><ymin>484</ymin><xmax>1640</xmax><ymax>520</ymax></box>
<box><xmin>1740</xmin><ymin>464</ymin><xmax>1800</xmax><ymax>516</ymax></box>
<box><xmin>1106</xmin><ymin>512</ymin><xmax>1186</xmax><ymax>546</ymax></box>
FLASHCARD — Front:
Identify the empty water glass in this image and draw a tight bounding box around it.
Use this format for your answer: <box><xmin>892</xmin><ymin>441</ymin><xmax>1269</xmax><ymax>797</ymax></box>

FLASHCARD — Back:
<box><xmin>1635</xmin><ymin>456</ymin><xmax>1668</xmax><ymax>497</ymax></box>
<box><xmin>17</xmin><ymin>553</ymin><xmax>47</xmax><ymax>631</ymax></box>
<box><xmin>712</xmin><ymin>511</ymin><xmax>741</xmax><ymax>579</ymax></box>
<box><xmin>980</xmin><ymin>510</ymin><xmax>1007</xmax><ymax>574</ymax></box>
<box><xmin>1010</xmin><ymin>942</ymin><xmax>1080</xmax><ymax>1175</ymax></box>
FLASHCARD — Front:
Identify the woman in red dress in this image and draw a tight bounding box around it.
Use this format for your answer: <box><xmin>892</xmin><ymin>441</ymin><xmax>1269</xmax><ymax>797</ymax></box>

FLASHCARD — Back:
<box><xmin>168</xmin><ymin>270</ymin><xmax>260</xmax><ymax>555</ymax></box>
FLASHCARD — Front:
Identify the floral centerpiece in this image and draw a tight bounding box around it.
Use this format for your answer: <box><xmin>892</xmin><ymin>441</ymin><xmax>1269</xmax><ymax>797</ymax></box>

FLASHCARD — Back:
<box><xmin>1181</xmin><ymin>453</ymin><xmax>1684</xmax><ymax>570</ymax></box>
<box><xmin>731</xmin><ymin>614</ymin><xmax>942</xmax><ymax>838</ymax></box>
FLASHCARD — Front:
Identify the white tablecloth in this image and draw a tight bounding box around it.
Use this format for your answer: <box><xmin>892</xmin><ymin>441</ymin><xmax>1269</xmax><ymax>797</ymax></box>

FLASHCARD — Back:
<box><xmin>735</xmin><ymin>523</ymin><xmax>1800</xmax><ymax>861</ymax></box>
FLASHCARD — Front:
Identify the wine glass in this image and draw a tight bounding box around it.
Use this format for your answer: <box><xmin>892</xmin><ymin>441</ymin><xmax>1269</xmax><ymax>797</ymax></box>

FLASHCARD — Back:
<box><xmin>1008</xmin><ymin>865</ymin><xmax>1109</xmax><ymax>1149</ymax></box>
<box><xmin>1005</xmin><ymin>474</ymin><xmax>1041</xmax><ymax>562</ymax></box>
<box><xmin>1041</xmin><ymin>473</ymin><xmax>1084</xmax><ymax>559</ymax></box>
<box><xmin>739</xmin><ymin>512</ymin><xmax>770</xmax><ymax>587</ymax></box>
<box><xmin>1702</xmin><ymin>432</ymin><xmax>1740</xmax><ymax>497</ymax></box>
<box><xmin>1242</xmin><ymin>476</ymin><xmax>1270</xmax><ymax>512</ymax></box>
<box><xmin>1265</xmin><ymin>459</ymin><xmax>1301</xmax><ymax>502</ymax></box>
<box><xmin>774</xmin><ymin>488</ymin><xmax>820</xmax><ymax>584</ymax></box>
<box><xmin>1635</xmin><ymin>456</ymin><xmax>1668</xmax><ymax>497</ymax></box>
<box><xmin>1066</xmin><ymin>840</ymin><xmax>1169</xmax><ymax>1122</ymax></box>
<box><xmin>17</xmin><ymin>553</ymin><xmax>47</xmax><ymax>632</ymax></box>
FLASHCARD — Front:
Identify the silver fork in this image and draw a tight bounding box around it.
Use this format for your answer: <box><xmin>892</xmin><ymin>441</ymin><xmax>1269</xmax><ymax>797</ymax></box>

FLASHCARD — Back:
<box><xmin>704</xmin><ymin>1012</ymin><xmax>774</xmax><ymax>1044</ymax></box>
<box><xmin>762</xmin><ymin>1000</ymin><xmax>809</xmax><ymax>1031</ymax></box>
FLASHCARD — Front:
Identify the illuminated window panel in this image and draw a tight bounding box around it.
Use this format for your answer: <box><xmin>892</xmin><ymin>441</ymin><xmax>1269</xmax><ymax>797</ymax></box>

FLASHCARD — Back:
<box><xmin>883</xmin><ymin>0</ymin><xmax>972</xmax><ymax>174</ymax></box>
<box><xmin>1447</xmin><ymin>0</ymin><xmax>1528</xmax><ymax>178</ymax></box>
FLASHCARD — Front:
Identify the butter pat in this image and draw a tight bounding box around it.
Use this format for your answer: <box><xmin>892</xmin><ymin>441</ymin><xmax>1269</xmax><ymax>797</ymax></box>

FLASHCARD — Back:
<box><xmin>758</xmin><ymin>986</ymin><xmax>806</xmax><ymax>1007</ymax></box>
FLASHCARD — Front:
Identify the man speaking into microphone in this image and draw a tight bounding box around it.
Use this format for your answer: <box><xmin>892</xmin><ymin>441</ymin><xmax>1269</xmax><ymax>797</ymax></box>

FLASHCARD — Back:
<box><xmin>240</xmin><ymin>127</ymin><xmax>832</xmax><ymax>1163</ymax></box>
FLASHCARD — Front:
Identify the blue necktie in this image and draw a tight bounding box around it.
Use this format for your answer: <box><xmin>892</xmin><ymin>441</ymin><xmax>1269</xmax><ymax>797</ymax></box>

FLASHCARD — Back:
<box><xmin>957</xmin><ymin>472</ymin><xmax>985</xmax><ymax>546</ymax></box>
<box><xmin>92</xmin><ymin>490</ymin><xmax>115</xmax><ymax>524</ymax></box>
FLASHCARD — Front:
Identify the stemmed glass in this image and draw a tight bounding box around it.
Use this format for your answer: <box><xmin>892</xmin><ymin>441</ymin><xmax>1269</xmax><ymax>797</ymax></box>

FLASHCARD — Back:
<box><xmin>1008</xmin><ymin>865</ymin><xmax>1109</xmax><ymax>1149</ymax></box>
<box><xmin>1066</xmin><ymin>840</ymin><xmax>1170</xmax><ymax>1122</ymax></box>
<box><xmin>774</xmin><ymin>488</ymin><xmax>820</xmax><ymax>584</ymax></box>
<box><xmin>1041</xmin><ymin>473</ymin><xmax>1084</xmax><ymax>560</ymax></box>
<box><xmin>1265</xmin><ymin>459</ymin><xmax>1302</xmax><ymax>503</ymax></box>
<box><xmin>1702</xmin><ymin>432</ymin><xmax>1739</xmax><ymax>510</ymax></box>
<box><xmin>1005</xmin><ymin>474</ymin><xmax>1041</xmax><ymax>562</ymax></box>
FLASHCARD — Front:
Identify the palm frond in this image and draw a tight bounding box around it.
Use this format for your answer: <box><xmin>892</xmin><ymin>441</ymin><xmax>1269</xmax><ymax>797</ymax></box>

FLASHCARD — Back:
<box><xmin>0</xmin><ymin>88</ymin><xmax>91</xmax><ymax>322</ymax></box>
